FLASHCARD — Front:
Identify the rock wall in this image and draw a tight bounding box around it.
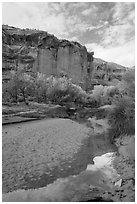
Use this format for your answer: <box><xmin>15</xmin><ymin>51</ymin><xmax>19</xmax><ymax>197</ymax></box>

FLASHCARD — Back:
<box><xmin>3</xmin><ymin>25</ymin><xmax>127</xmax><ymax>85</ymax></box>
<box><xmin>2</xmin><ymin>25</ymin><xmax>94</xmax><ymax>84</ymax></box>
<box><xmin>93</xmin><ymin>58</ymin><xmax>127</xmax><ymax>83</ymax></box>
<box><xmin>35</xmin><ymin>37</ymin><xmax>94</xmax><ymax>83</ymax></box>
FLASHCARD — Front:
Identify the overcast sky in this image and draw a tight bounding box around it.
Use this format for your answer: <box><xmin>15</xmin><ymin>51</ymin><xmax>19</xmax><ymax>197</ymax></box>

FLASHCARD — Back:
<box><xmin>2</xmin><ymin>2</ymin><xmax>135</xmax><ymax>67</ymax></box>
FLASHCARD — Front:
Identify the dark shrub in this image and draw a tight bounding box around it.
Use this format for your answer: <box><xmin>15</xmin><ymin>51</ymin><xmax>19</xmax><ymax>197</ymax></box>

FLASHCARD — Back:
<box><xmin>108</xmin><ymin>96</ymin><xmax>135</xmax><ymax>140</ymax></box>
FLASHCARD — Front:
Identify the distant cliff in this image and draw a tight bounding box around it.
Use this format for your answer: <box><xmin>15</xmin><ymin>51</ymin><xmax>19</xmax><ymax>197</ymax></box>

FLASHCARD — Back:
<box><xmin>93</xmin><ymin>58</ymin><xmax>127</xmax><ymax>84</ymax></box>
<box><xmin>2</xmin><ymin>25</ymin><xmax>94</xmax><ymax>84</ymax></box>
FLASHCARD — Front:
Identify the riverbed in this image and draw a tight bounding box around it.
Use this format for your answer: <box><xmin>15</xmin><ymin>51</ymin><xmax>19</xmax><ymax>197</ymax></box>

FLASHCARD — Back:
<box><xmin>2</xmin><ymin>118</ymin><xmax>118</xmax><ymax>201</ymax></box>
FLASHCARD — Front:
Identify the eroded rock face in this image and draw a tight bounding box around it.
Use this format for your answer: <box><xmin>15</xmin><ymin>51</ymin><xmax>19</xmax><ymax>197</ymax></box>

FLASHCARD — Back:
<box><xmin>56</xmin><ymin>44</ymin><xmax>88</xmax><ymax>83</ymax></box>
<box><xmin>2</xmin><ymin>25</ymin><xmax>94</xmax><ymax>84</ymax></box>
<box><xmin>93</xmin><ymin>58</ymin><xmax>127</xmax><ymax>83</ymax></box>
<box><xmin>32</xmin><ymin>37</ymin><xmax>94</xmax><ymax>83</ymax></box>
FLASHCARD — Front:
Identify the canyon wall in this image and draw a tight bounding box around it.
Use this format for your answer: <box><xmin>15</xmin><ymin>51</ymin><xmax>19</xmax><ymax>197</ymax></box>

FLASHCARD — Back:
<box><xmin>2</xmin><ymin>25</ymin><xmax>127</xmax><ymax>86</ymax></box>
<box><xmin>2</xmin><ymin>25</ymin><xmax>94</xmax><ymax>84</ymax></box>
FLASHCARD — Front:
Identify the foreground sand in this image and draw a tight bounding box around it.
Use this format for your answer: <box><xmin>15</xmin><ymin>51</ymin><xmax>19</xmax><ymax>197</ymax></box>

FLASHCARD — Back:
<box><xmin>2</xmin><ymin>118</ymin><xmax>92</xmax><ymax>193</ymax></box>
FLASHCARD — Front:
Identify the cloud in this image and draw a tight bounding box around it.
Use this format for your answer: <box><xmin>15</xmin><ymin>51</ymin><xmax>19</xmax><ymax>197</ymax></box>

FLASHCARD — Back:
<box><xmin>87</xmin><ymin>22</ymin><xmax>108</xmax><ymax>31</ymax></box>
<box><xmin>2</xmin><ymin>2</ymin><xmax>69</xmax><ymax>38</ymax></box>
<box><xmin>112</xmin><ymin>2</ymin><xmax>135</xmax><ymax>24</ymax></box>
<box><xmin>42</xmin><ymin>14</ymin><xmax>68</xmax><ymax>37</ymax></box>
<box><xmin>85</xmin><ymin>41</ymin><xmax>135</xmax><ymax>67</ymax></box>
<box><xmin>2</xmin><ymin>2</ymin><xmax>91</xmax><ymax>38</ymax></box>
<box><xmin>97</xmin><ymin>3</ymin><xmax>135</xmax><ymax>50</ymax></box>
<box><xmin>81</xmin><ymin>6</ymin><xmax>97</xmax><ymax>16</ymax></box>
<box><xmin>67</xmin><ymin>2</ymin><xmax>88</xmax><ymax>10</ymax></box>
<box><xmin>2</xmin><ymin>2</ymin><xmax>103</xmax><ymax>37</ymax></box>
<box><xmin>67</xmin><ymin>36</ymin><xmax>79</xmax><ymax>42</ymax></box>
<box><xmin>101</xmin><ymin>22</ymin><xmax>134</xmax><ymax>47</ymax></box>
<box><xmin>2</xmin><ymin>2</ymin><xmax>135</xmax><ymax>66</ymax></box>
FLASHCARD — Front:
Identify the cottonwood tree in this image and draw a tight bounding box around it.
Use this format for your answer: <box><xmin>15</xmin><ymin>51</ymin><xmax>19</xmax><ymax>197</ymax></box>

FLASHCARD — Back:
<box><xmin>4</xmin><ymin>70</ymin><xmax>35</xmax><ymax>104</ymax></box>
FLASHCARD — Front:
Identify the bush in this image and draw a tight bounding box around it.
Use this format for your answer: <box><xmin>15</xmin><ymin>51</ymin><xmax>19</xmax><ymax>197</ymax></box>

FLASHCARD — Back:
<box><xmin>34</xmin><ymin>73</ymin><xmax>48</xmax><ymax>103</ymax></box>
<box><xmin>3</xmin><ymin>71</ymin><xmax>91</xmax><ymax>106</ymax></box>
<box><xmin>2</xmin><ymin>82</ymin><xmax>10</xmax><ymax>104</ymax></box>
<box><xmin>108</xmin><ymin>102</ymin><xmax>133</xmax><ymax>138</ymax></box>
<box><xmin>45</xmin><ymin>76</ymin><xmax>88</xmax><ymax>105</ymax></box>
<box><xmin>2</xmin><ymin>70</ymin><xmax>36</xmax><ymax>104</ymax></box>
<box><xmin>108</xmin><ymin>106</ymin><xmax>135</xmax><ymax>141</ymax></box>
<box><xmin>89</xmin><ymin>85</ymin><xmax>104</xmax><ymax>106</ymax></box>
<box><xmin>102</xmin><ymin>86</ymin><xmax>119</xmax><ymax>105</ymax></box>
<box><xmin>88</xmin><ymin>85</ymin><xmax>119</xmax><ymax>107</ymax></box>
<box><xmin>117</xmin><ymin>68</ymin><xmax>135</xmax><ymax>99</ymax></box>
<box><xmin>107</xmin><ymin>68</ymin><xmax>135</xmax><ymax>141</ymax></box>
<box><xmin>2</xmin><ymin>79</ymin><xmax>18</xmax><ymax>103</ymax></box>
<box><xmin>46</xmin><ymin>76</ymin><xmax>70</xmax><ymax>103</ymax></box>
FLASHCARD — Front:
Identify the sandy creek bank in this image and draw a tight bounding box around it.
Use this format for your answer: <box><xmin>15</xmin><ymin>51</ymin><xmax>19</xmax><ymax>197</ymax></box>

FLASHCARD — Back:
<box><xmin>2</xmin><ymin>117</ymin><xmax>134</xmax><ymax>201</ymax></box>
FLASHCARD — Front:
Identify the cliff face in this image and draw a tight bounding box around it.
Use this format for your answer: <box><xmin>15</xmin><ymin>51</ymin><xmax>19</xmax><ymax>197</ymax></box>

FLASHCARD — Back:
<box><xmin>2</xmin><ymin>25</ymin><xmax>94</xmax><ymax>84</ymax></box>
<box><xmin>36</xmin><ymin>39</ymin><xmax>94</xmax><ymax>83</ymax></box>
<box><xmin>2</xmin><ymin>25</ymin><xmax>127</xmax><ymax>85</ymax></box>
<box><xmin>93</xmin><ymin>58</ymin><xmax>127</xmax><ymax>83</ymax></box>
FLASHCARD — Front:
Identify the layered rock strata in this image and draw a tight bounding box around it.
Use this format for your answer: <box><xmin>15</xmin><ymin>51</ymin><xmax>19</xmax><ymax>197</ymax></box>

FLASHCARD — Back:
<box><xmin>2</xmin><ymin>25</ymin><xmax>94</xmax><ymax>84</ymax></box>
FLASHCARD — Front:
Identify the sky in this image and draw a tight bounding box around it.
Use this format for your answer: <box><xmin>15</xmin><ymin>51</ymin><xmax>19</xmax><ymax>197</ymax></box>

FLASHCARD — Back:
<box><xmin>2</xmin><ymin>2</ymin><xmax>135</xmax><ymax>67</ymax></box>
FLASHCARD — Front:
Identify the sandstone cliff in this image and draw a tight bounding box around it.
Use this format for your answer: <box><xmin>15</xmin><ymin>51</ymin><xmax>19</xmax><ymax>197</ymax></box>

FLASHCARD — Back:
<box><xmin>2</xmin><ymin>25</ymin><xmax>127</xmax><ymax>85</ymax></box>
<box><xmin>2</xmin><ymin>25</ymin><xmax>94</xmax><ymax>84</ymax></box>
<box><xmin>93</xmin><ymin>58</ymin><xmax>127</xmax><ymax>83</ymax></box>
